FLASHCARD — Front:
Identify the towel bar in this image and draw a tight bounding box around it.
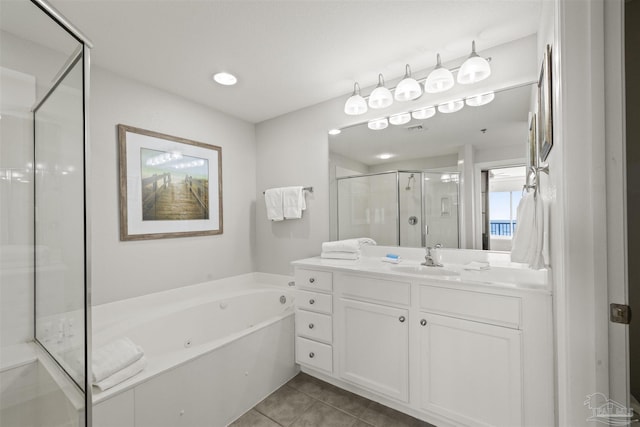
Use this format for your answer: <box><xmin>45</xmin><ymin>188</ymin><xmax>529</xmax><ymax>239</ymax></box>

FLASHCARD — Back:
<box><xmin>262</xmin><ymin>186</ymin><xmax>313</xmax><ymax>195</ymax></box>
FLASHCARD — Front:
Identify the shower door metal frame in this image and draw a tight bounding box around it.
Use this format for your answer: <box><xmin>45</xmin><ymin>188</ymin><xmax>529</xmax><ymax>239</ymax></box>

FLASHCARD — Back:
<box><xmin>29</xmin><ymin>0</ymin><xmax>93</xmax><ymax>425</ymax></box>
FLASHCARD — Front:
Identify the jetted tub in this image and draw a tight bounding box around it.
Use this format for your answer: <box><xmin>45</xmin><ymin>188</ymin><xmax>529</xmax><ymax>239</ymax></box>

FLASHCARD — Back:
<box><xmin>92</xmin><ymin>273</ymin><xmax>297</xmax><ymax>427</ymax></box>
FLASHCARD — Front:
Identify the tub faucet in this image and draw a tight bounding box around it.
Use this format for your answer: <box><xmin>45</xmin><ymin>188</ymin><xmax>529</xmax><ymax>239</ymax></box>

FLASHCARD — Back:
<box><xmin>422</xmin><ymin>244</ymin><xmax>443</xmax><ymax>267</ymax></box>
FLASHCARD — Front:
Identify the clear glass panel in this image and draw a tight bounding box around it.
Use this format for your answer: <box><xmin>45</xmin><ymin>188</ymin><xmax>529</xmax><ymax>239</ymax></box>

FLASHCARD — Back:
<box><xmin>34</xmin><ymin>58</ymin><xmax>85</xmax><ymax>389</ymax></box>
<box><xmin>398</xmin><ymin>172</ymin><xmax>422</xmax><ymax>247</ymax></box>
<box><xmin>424</xmin><ymin>172</ymin><xmax>460</xmax><ymax>248</ymax></box>
<box><xmin>337</xmin><ymin>173</ymin><xmax>398</xmax><ymax>245</ymax></box>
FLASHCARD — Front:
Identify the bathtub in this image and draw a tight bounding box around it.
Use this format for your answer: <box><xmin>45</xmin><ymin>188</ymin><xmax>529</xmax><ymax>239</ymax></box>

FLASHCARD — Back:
<box><xmin>92</xmin><ymin>273</ymin><xmax>298</xmax><ymax>427</ymax></box>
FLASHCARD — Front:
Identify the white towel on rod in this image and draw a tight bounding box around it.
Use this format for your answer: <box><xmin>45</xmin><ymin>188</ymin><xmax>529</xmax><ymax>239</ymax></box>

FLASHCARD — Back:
<box><xmin>92</xmin><ymin>337</ymin><xmax>144</xmax><ymax>383</ymax></box>
<box><xmin>282</xmin><ymin>186</ymin><xmax>306</xmax><ymax>219</ymax></box>
<box><xmin>511</xmin><ymin>191</ymin><xmax>545</xmax><ymax>269</ymax></box>
<box><xmin>264</xmin><ymin>188</ymin><xmax>284</xmax><ymax>221</ymax></box>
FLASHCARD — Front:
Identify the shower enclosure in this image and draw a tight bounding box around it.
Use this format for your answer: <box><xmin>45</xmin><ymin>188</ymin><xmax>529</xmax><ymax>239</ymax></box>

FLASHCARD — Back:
<box><xmin>336</xmin><ymin>171</ymin><xmax>460</xmax><ymax>248</ymax></box>
<box><xmin>1</xmin><ymin>0</ymin><xmax>92</xmax><ymax>426</ymax></box>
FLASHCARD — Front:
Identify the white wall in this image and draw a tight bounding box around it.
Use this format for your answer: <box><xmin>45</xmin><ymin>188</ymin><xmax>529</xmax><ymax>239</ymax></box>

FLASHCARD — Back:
<box><xmin>90</xmin><ymin>68</ymin><xmax>257</xmax><ymax>305</ymax></box>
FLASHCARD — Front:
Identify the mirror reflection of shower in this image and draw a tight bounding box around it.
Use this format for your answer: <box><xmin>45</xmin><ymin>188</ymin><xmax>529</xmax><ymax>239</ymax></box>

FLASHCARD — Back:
<box><xmin>336</xmin><ymin>170</ymin><xmax>460</xmax><ymax>248</ymax></box>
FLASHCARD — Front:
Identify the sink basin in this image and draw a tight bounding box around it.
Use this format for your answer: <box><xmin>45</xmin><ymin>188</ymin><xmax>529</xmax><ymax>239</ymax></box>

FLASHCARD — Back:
<box><xmin>390</xmin><ymin>265</ymin><xmax>460</xmax><ymax>276</ymax></box>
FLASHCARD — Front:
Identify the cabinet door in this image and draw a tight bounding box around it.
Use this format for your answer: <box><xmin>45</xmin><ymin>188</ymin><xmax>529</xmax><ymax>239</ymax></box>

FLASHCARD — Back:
<box><xmin>337</xmin><ymin>298</ymin><xmax>409</xmax><ymax>402</ymax></box>
<box><xmin>418</xmin><ymin>313</ymin><xmax>523</xmax><ymax>427</ymax></box>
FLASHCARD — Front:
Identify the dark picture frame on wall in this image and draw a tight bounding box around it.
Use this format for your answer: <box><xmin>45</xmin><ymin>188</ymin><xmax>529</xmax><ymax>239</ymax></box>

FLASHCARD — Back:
<box><xmin>537</xmin><ymin>44</ymin><xmax>553</xmax><ymax>162</ymax></box>
<box><xmin>118</xmin><ymin>124</ymin><xmax>223</xmax><ymax>241</ymax></box>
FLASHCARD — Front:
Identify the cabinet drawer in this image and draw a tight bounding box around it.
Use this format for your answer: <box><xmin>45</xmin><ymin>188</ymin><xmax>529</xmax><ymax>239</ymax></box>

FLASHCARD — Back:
<box><xmin>295</xmin><ymin>269</ymin><xmax>333</xmax><ymax>292</ymax></box>
<box><xmin>296</xmin><ymin>310</ymin><xmax>332</xmax><ymax>343</ymax></box>
<box><xmin>419</xmin><ymin>285</ymin><xmax>521</xmax><ymax>329</ymax></box>
<box><xmin>337</xmin><ymin>274</ymin><xmax>410</xmax><ymax>306</ymax></box>
<box><xmin>296</xmin><ymin>337</ymin><xmax>332</xmax><ymax>373</ymax></box>
<box><xmin>296</xmin><ymin>290</ymin><xmax>332</xmax><ymax>314</ymax></box>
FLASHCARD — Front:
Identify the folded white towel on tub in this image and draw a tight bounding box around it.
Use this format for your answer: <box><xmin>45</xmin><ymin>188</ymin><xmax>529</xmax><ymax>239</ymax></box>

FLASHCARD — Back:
<box><xmin>94</xmin><ymin>356</ymin><xmax>147</xmax><ymax>391</ymax></box>
<box><xmin>321</xmin><ymin>238</ymin><xmax>376</xmax><ymax>253</ymax></box>
<box><xmin>92</xmin><ymin>337</ymin><xmax>144</xmax><ymax>383</ymax></box>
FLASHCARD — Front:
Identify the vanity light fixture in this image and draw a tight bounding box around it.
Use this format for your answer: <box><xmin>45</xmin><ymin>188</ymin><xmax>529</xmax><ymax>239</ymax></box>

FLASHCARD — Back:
<box><xmin>465</xmin><ymin>91</ymin><xmax>495</xmax><ymax>107</ymax></box>
<box><xmin>437</xmin><ymin>99</ymin><xmax>464</xmax><ymax>114</ymax></box>
<box><xmin>389</xmin><ymin>112</ymin><xmax>411</xmax><ymax>126</ymax></box>
<box><xmin>395</xmin><ymin>64</ymin><xmax>422</xmax><ymax>101</ymax></box>
<box><xmin>328</xmin><ymin>129</ymin><xmax>342</xmax><ymax>136</ymax></box>
<box><xmin>344</xmin><ymin>82</ymin><xmax>368</xmax><ymax>115</ymax></box>
<box><xmin>425</xmin><ymin>54</ymin><xmax>454</xmax><ymax>94</ymax></box>
<box><xmin>368</xmin><ymin>118</ymin><xmax>389</xmax><ymax>130</ymax></box>
<box><xmin>212</xmin><ymin>72</ymin><xmax>237</xmax><ymax>86</ymax></box>
<box><xmin>412</xmin><ymin>106</ymin><xmax>436</xmax><ymax>120</ymax></box>
<box><xmin>457</xmin><ymin>41</ymin><xmax>492</xmax><ymax>84</ymax></box>
<box><xmin>368</xmin><ymin>74</ymin><xmax>393</xmax><ymax>109</ymax></box>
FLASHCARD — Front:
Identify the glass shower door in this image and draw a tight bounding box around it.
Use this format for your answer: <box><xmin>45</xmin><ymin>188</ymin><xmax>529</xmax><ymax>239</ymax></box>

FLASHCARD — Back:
<box><xmin>34</xmin><ymin>55</ymin><xmax>86</xmax><ymax>390</ymax></box>
<box><xmin>424</xmin><ymin>171</ymin><xmax>460</xmax><ymax>248</ymax></box>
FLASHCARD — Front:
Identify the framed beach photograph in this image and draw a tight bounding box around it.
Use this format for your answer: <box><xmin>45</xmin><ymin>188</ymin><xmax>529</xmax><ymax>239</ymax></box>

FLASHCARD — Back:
<box><xmin>528</xmin><ymin>112</ymin><xmax>538</xmax><ymax>169</ymax></box>
<box><xmin>118</xmin><ymin>124</ymin><xmax>223</xmax><ymax>240</ymax></box>
<box><xmin>537</xmin><ymin>44</ymin><xmax>553</xmax><ymax>162</ymax></box>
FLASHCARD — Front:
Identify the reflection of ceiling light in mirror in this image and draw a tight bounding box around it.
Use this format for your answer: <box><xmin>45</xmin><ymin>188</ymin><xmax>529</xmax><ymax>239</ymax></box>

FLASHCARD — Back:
<box><xmin>412</xmin><ymin>106</ymin><xmax>436</xmax><ymax>120</ymax></box>
<box><xmin>389</xmin><ymin>113</ymin><xmax>411</xmax><ymax>126</ymax></box>
<box><xmin>466</xmin><ymin>92</ymin><xmax>495</xmax><ymax>107</ymax></box>
<box><xmin>344</xmin><ymin>82</ymin><xmax>368</xmax><ymax>115</ymax></box>
<box><xmin>369</xmin><ymin>74</ymin><xmax>393</xmax><ymax>109</ymax></box>
<box><xmin>213</xmin><ymin>72</ymin><xmax>238</xmax><ymax>86</ymax></box>
<box><xmin>457</xmin><ymin>41</ymin><xmax>491</xmax><ymax>84</ymax></box>
<box><xmin>441</xmin><ymin>174</ymin><xmax>451</xmax><ymax>182</ymax></box>
<box><xmin>368</xmin><ymin>118</ymin><xmax>389</xmax><ymax>130</ymax></box>
<box><xmin>328</xmin><ymin>129</ymin><xmax>342</xmax><ymax>136</ymax></box>
<box><xmin>377</xmin><ymin>153</ymin><xmax>394</xmax><ymax>160</ymax></box>
<box><xmin>395</xmin><ymin>64</ymin><xmax>422</xmax><ymax>101</ymax></box>
<box><xmin>437</xmin><ymin>100</ymin><xmax>464</xmax><ymax>114</ymax></box>
<box><xmin>425</xmin><ymin>54</ymin><xmax>454</xmax><ymax>94</ymax></box>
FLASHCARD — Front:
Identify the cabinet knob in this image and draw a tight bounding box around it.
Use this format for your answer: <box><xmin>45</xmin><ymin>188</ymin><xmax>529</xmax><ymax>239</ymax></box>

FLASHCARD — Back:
<box><xmin>308</xmin><ymin>323</ymin><xmax>314</xmax><ymax>329</ymax></box>
<box><xmin>309</xmin><ymin>299</ymin><xmax>315</xmax><ymax>305</ymax></box>
<box><xmin>309</xmin><ymin>352</ymin><xmax>315</xmax><ymax>358</ymax></box>
<box><xmin>420</xmin><ymin>319</ymin><xmax>427</xmax><ymax>326</ymax></box>
<box><xmin>399</xmin><ymin>316</ymin><xmax>406</xmax><ymax>323</ymax></box>
<box><xmin>309</xmin><ymin>278</ymin><xmax>315</xmax><ymax>283</ymax></box>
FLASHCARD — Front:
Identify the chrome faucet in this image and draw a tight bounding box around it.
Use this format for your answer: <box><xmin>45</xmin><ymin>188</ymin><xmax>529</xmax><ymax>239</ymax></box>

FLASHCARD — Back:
<box><xmin>422</xmin><ymin>243</ymin><xmax>443</xmax><ymax>267</ymax></box>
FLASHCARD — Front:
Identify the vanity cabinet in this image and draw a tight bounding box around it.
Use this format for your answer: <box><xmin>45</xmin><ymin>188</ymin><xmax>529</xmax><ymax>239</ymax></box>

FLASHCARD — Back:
<box><xmin>292</xmin><ymin>261</ymin><xmax>553</xmax><ymax>427</ymax></box>
<box><xmin>336</xmin><ymin>298</ymin><xmax>409</xmax><ymax>402</ymax></box>
<box><xmin>294</xmin><ymin>268</ymin><xmax>334</xmax><ymax>373</ymax></box>
<box><xmin>418</xmin><ymin>313</ymin><xmax>522</xmax><ymax>427</ymax></box>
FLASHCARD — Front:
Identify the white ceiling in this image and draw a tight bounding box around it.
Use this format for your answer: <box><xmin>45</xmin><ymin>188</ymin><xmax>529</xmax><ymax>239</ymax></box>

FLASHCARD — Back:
<box><xmin>34</xmin><ymin>0</ymin><xmax>543</xmax><ymax>124</ymax></box>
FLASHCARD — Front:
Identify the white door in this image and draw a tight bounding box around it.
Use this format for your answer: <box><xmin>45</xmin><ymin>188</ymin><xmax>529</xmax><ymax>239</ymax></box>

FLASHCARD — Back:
<box><xmin>337</xmin><ymin>298</ymin><xmax>409</xmax><ymax>402</ymax></box>
<box><xmin>418</xmin><ymin>313</ymin><xmax>523</xmax><ymax>427</ymax></box>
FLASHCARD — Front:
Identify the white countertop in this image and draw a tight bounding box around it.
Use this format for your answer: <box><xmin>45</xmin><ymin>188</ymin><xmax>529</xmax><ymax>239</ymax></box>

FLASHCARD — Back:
<box><xmin>292</xmin><ymin>246</ymin><xmax>551</xmax><ymax>294</ymax></box>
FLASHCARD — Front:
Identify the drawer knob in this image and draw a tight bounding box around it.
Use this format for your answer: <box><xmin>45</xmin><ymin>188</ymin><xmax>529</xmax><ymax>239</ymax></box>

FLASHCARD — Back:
<box><xmin>308</xmin><ymin>323</ymin><xmax>314</xmax><ymax>329</ymax></box>
<box><xmin>309</xmin><ymin>278</ymin><xmax>315</xmax><ymax>283</ymax></box>
<box><xmin>399</xmin><ymin>316</ymin><xmax>406</xmax><ymax>323</ymax></box>
<box><xmin>309</xmin><ymin>299</ymin><xmax>315</xmax><ymax>305</ymax></box>
<box><xmin>420</xmin><ymin>319</ymin><xmax>427</xmax><ymax>326</ymax></box>
<box><xmin>309</xmin><ymin>352</ymin><xmax>315</xmax><ymax>358</ymax></box>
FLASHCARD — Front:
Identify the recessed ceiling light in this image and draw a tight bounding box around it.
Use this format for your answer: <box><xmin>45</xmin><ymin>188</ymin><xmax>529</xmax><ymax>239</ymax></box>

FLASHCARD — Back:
<box><xmin>377</xmin><ymin>153</ymin><xmax>394</xmax><ymax>160</ymax></box>
<box><xmin>328</xmin><ymin>129</ymin><xmax>342</xmax><ymax>136</ymax></box>
<box><xmin>213</xmin><ymin>72</ymin><xmax>237</xmax><ymax>86</ymax></box>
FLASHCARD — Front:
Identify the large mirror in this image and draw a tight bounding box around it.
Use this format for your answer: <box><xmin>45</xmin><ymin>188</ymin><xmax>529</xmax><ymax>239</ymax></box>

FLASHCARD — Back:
<box><xmin>329</xmin><ymin>35</ymin><xmax>538</xmax><ymax>251</ymax></box>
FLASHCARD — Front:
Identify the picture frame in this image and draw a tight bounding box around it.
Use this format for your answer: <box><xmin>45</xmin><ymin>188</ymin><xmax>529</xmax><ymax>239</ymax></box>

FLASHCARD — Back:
<box><xmin>528</xmin><ymin>112</ymin><xmax>538</xmax><ymax>169</ymax></box>
<box><xmin>537</xmin><ymin>44</ymin><xmax>553</xmax><ymax>162</ymax></box>
<box><xmin>118</xmin><ymin>124</ymin><xmax>223</xmax><ymax>241</ymax></box>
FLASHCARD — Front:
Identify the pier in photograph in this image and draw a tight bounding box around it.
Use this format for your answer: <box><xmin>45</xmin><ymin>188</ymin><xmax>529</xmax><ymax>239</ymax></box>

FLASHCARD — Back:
<box><xmin>142</xmin><ymin>173</ymin><xmax>209</xmax><ymax>220</ymax></box>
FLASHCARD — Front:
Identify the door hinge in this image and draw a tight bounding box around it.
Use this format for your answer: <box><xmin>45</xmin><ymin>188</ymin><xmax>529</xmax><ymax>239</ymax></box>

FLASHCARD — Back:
<box><xmin>610</xmin><ymin>303</ymin><xmax>632</xmax><ymax>324</ymax></box>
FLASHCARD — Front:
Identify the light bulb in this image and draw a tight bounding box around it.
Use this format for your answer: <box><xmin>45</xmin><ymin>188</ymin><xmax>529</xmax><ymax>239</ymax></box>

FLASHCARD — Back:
<box><xmin>437</xmin><ymin>100</ymin><xmax>464</xmax><ymax>114</ymax></box>
<box><xmin>368</xmin><ymin>74</ymin><xmax>393</xmax><ymax>109</ymax></box>
<box><xmin>425</xmin><ymin>54</ymin><xmax>454</xmax><ymax>94</ymax></box>
<box><xmin>368</xmin><ymin>118</ymin><xmax>389</xmax><ymax>130</ymax></box>
<box><xmin>344</xmin><ymin>82</ymin><xmax>368</xmax><ymax>115</ymax></box>
<box><xmin>389</xmin><ymin>113</ymin><xmax>411</xmax><ymax>126</ymax></box>
<box><xmin>412</xmin><ymin>107</ymin><xmax>436</xmax><ymax>120</ymax></box>
<box><xmin>465</xmin><ymin>92</ymin><xmax>495</xmax><ymax>107</ymax></box>
<box><xmin>457</xmin><ymin>41</ymin><xmax>491</xmax><ymax>84</ymax></box>
<box><xmin>395</xmin><ymin>64</ymin><xmax>422</xmax><ymax>101</ymax></box>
